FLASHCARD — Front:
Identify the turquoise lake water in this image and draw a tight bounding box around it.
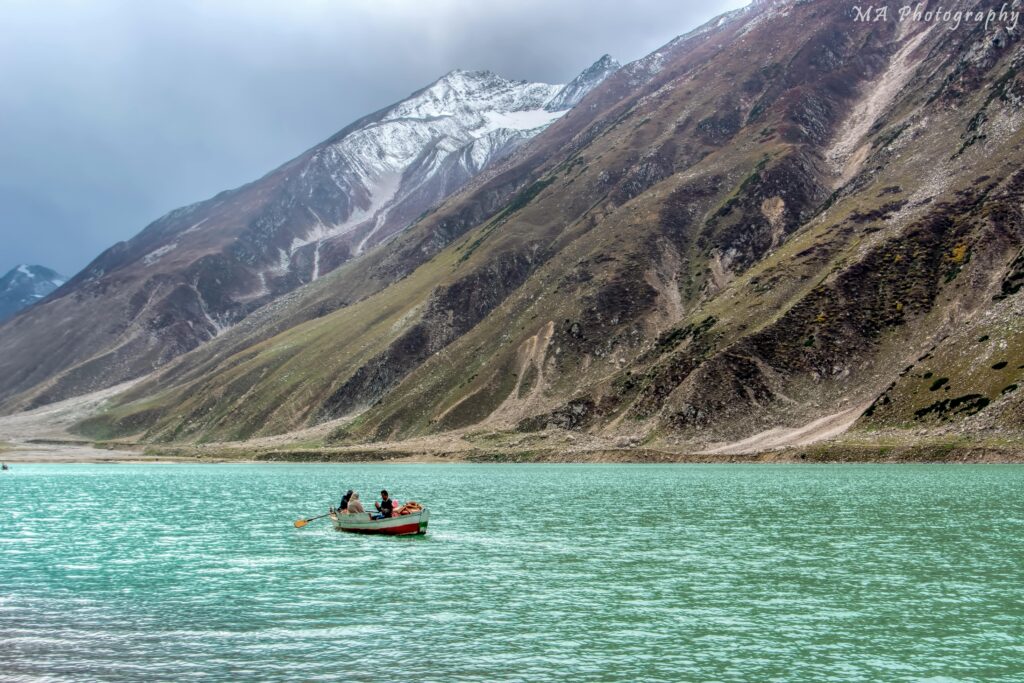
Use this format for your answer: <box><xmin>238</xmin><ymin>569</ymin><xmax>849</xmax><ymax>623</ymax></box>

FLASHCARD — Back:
<box><xmin>2</xmin><ymin>463</ymin><xmax>1023</xmax><ymax>682</ymax></box>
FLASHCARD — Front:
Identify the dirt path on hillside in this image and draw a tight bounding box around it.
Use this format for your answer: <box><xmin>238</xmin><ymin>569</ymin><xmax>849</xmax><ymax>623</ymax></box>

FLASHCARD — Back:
<box><xmin>700</xmin><ymin>403</ymin><xmax>872</xmax><ymax>455</ymax></box>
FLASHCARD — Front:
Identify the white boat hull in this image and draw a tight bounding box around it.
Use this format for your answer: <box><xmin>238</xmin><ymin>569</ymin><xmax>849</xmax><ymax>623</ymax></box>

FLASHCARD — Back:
<box><xmin>330</xmin><ymin>509</ymin><xmax>429</xmax><ymax>535</ymax></box>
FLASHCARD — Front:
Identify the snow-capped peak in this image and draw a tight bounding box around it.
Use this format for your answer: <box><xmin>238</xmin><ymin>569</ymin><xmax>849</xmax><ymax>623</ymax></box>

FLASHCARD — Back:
<box><xmin>281</xmin><ymin>55</ymin><xmax>618</xmax><ymax>258</ymax></box>
<box><xmin>0</xmin><ymin>264</ymin><xmax>67</xmax><ymax>321</ymax></box>
<box><xmin>4</xmin><ymin>264</ymin><xmax>64</xmax><ymax>286</ymax></box>
<box><xmin>545</xmin><ymin>54</ymin><xmax>621</xmax><ymax>111</ymax></box>
<box><xmin>384</xmin><ymin>69</ymin><xmax>564</xmax><ymax>130</ymax></box>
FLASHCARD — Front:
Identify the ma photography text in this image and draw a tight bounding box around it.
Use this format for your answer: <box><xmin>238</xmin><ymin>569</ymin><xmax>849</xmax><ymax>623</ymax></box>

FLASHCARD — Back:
<box><xmin>852</xmin><ymin>3</ymin><xmax>1020</xmax><ymax>30</ymax></box>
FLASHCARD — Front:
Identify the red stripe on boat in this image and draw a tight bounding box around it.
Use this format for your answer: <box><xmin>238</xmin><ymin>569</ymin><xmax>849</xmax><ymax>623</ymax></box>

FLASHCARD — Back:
<box><xmin>341</xmin><ymin>521</ymin><xmax>422</xmax><ymax>535</ymax></box>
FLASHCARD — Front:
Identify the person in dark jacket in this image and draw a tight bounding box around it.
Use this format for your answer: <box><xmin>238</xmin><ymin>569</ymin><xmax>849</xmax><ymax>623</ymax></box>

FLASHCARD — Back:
<box><xmin>374</xmin><ymin>490</ymin><xmax>394</xmax><ymax>519</ymax></box>
<box><xmin>339</xmin><ymin>489</ymin><xmax>353</xmax><ymax>512</ymax></box>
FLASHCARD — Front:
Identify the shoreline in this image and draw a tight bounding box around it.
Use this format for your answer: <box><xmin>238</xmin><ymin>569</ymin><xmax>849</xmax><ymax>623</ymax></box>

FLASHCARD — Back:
<box><xmin>4</xmin><ymin>383</ymin><xmax>1022</xmax><ymax>465</ymax></box>
<box><xmin>4</xmin><ymin>440</ymin><xmax>1024</xmax><ymax>464</ymax></box>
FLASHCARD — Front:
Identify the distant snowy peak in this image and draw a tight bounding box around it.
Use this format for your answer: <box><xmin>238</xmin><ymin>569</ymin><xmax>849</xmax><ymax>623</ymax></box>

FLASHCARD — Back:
<box><xmin>0</xmin><ymin>264</ymin><xmax>67</xmax><ymax>321</ymax></box>
<box><xmin>329</xmin><ymin>69</ymin><xmax>566</xmax><ymax>182</ymax></box>
<box><xmin>545</xmin><ymin>55</ymin><xmax>621</xmax><ymax>111</ymax></box>
<box><xmin>393</xmin><ymin>69</ymin><xmax>564</xmax><ymax>122</ymax></box>
<box><xmin>386</xmin><ymin>56</ymin><xmax>621</xmax><ymax>131</ymax></box>
<box><xmin>337</xmin><ymin>59</ymin><xmax>615</xmax><ymax>176</ymax></box>
<box><xmin>286</xmin><ymin>55</ymin><xmax>618</xmax><ymax>258</ymax></box>
<box><xmin>1</xmin><ymin>264</ymin><xmax>66</xmax><ymax>291</ymax></box>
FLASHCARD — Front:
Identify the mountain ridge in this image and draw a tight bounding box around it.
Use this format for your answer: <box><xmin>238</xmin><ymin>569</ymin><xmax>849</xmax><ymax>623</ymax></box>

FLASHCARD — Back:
<box><xmin>9</xmin><ymin>0</ymin><xmax>1024</xmax><ymax>458</ymax></box>
<box><xmin>0</xmin><ymin>55</ymin><xmax>618</xmax><ymax>412</ymax></box>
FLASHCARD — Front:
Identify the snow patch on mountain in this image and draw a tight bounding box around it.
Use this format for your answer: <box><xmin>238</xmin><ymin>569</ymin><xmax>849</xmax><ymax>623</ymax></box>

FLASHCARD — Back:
<box><xmin>182</xmin><ymin>217</ymin><xmax>210</xmax><ymax>235</ymax></box>
<box><xmin>143</xmin><ymin>242</ymin><xmax>178</xmax><ymax>265</ymax></box>
<box><xmin>480</xmin><ymin>108</ymin><xmax>565</xmax><ymax>135</ymax></box>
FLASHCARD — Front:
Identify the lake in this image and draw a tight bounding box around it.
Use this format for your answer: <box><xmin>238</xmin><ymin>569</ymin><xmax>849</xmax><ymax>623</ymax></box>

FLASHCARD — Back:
<box><xmin>2</xmin><ymin>463</ymin><xmax>1023</xmax><ymax>681</ymax></box>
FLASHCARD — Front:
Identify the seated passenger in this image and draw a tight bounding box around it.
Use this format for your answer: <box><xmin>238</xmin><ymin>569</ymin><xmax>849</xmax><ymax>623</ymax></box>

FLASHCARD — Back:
<box><xmin>346</xmin><ymin>492</ymin><xmax>366</xmax><ymax>515</ymax></box>
<box><xmin>374</xmin><ymin>490</ymin><xmax>395</xmax><ymax>519</ymax></box>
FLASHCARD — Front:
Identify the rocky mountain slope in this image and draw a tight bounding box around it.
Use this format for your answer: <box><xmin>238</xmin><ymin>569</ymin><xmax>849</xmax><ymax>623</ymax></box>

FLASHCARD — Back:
<box><xmin>0</xmin><ymin>57</ymin><xmax>617</xmax><ymax>412</ymax></box>
<box><xmin>52</xmin><ymin>0</ymin><xmax>1024</xmax><ymax>454</ymax></box>
<box><xmin>0</xmin><ymin>265</ymin><xmax>66</xmax><ymax>322</ymax></box>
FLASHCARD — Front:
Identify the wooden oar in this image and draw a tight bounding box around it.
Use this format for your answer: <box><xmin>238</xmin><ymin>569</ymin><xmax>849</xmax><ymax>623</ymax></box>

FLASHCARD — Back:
<box><xmin>294</xmin><ymin>511</ymin><xmax>332</xmax><ymax>528</ymax></box>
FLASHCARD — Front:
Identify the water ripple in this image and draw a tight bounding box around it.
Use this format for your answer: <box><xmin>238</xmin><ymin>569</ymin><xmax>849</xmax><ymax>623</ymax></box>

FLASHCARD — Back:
<box><xmin>2</xmin><ymin>464</ymin><xmax>1023</xmax><ymax>681</ymax></box>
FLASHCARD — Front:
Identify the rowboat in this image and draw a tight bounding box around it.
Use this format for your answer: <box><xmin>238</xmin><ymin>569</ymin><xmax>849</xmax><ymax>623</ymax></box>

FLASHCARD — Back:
<box><xmin>330</xmin><ymin>508</ymin><xmax>429</xmax><ymax>536</ymax></box>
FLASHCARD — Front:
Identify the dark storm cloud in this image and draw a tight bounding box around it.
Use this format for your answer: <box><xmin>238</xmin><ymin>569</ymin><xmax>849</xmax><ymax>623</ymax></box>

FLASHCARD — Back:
<box><xmin>0</xmin><ymin>0</ymin><xmax>746</xmax><ymax>276</ymax></box>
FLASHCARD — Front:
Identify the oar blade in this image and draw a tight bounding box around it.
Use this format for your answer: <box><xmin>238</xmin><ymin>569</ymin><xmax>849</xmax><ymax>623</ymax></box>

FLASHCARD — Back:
<box><xmin>294</xmin><ymin>519</ymin><xmax>308</xmax><ymax>528</ymax></box>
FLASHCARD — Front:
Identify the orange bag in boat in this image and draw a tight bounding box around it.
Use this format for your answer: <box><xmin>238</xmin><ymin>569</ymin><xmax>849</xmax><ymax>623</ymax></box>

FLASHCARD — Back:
<box><xmin>397</xmin><ymin>501</ymin><xmax>423</xmax><ymax>515</ymax></box>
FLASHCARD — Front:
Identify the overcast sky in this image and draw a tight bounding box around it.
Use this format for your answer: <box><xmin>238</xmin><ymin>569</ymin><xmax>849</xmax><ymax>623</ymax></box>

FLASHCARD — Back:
<box><xmin>0</xmin><ymin>0</ymin><xmax>746</xmax><ymax>276</ymax></box>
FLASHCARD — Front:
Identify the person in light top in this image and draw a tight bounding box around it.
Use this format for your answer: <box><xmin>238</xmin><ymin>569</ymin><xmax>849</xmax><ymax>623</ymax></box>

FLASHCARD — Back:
<box><xmin>346</xmin><ymin>492</ymin><xmax>366</xmax><ymax>515</ymax></box>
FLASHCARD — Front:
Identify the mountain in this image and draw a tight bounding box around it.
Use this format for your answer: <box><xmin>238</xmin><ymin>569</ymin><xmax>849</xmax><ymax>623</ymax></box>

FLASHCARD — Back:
<box><xmin>29</xmin><ymin>0</ymin><xmax>1024</xmax><ymax>457</ymax></box>
<box><xmin>0</xmin><ymin>265</ymin><xmax>66</xmax><ymax>322</ymax></box>
<box><xmin>543</xmin><ymin>54</ymin><xmax>621</xmax><ymax>111</ymax></box>
<box><xmin>0</xmin><ymin>57</ymin><xmax>618</xmax><ymax>411</ymax></box>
